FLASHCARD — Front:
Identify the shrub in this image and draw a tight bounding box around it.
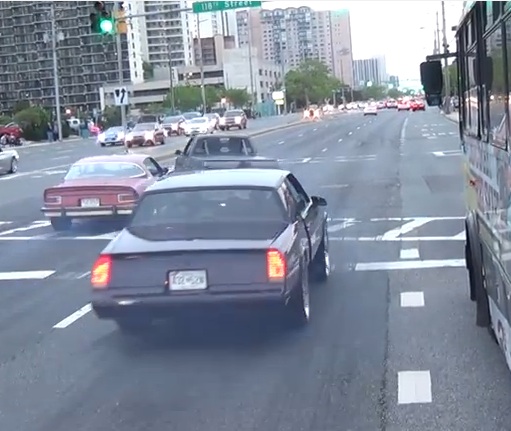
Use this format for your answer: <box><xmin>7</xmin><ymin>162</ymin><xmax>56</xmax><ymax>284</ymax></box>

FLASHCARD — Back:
<box><xmin>14</xmin><ymin>107</ymin><xmax>50</xmax><ymax>141</ymax></box>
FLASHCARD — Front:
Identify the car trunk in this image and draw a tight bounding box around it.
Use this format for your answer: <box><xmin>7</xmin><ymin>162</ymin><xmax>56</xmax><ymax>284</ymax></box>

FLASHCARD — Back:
<box><xmin>46</xmin><ymin>181</ymin><xmax>139</xmax><ymax>206</ymax></box>
<box><xmin>105</xmin><ymin>222</ymin><xmax>287</xmax><ymax>292</ymax></box>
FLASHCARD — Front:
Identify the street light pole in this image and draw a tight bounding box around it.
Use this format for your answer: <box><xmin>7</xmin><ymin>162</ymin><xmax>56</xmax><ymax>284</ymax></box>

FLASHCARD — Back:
<box><xmin>167</xmin><ymin>42</ymin><xmax>176</xmax><ymax>112</ymax></box>
<box><xmin>246</xmin><ymin>18</ymin><xmax>255</xmax><ymax>106</ymax></box>
<box><xmin>50</xmin><ymin>2</ymin><xmax>63</xmax><ymax>142</ymax></box>
<box><xmin>196</xmin><ymin>14</ymin><xmax>207</xmax><ymax>114</ymax></box>
<box><xmin>441</xmin><ymin>0</ymin><xmax>451</xmax><ymax>113</ymax></box>
<box><xmin>115</xmin><ymin>2</ymin><xmax>127</xmax><ymax>139</ymax></box>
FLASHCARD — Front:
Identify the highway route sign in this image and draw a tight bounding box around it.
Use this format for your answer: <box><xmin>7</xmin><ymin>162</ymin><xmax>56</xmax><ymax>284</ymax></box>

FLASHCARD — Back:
<box><xmin>192</xmin><ymin>1</ymin><xmax>262</xmax><ymax>14</ymax></box>
<box><xmin>113</xmin><ymin>86</ymin><xmax>129</xmax><ymax>106</ymax></box>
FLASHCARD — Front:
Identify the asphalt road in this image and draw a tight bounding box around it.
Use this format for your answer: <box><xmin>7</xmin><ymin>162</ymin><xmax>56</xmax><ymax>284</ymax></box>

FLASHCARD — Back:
<box><xmin>1</xmin><ymin>109</ymin><xmax>511</xmax><ymax>430</ymax></box>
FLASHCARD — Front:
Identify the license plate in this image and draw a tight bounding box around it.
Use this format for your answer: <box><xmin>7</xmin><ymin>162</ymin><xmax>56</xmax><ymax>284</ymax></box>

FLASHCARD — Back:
<box><xmin>168</xmin><ymin>270</ymin><xmax>207</xmax><ymax>291</ymax></box>
<box><xmin>81</xmin><ymin>198</ymin><xmax>100</xmax><ymax>207</ymax></box>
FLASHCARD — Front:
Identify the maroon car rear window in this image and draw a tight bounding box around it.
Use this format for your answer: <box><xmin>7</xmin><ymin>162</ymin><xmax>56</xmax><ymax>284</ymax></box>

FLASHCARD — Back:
<box><xmin>65</xmin><ymin>162</ymin><xmax>145</xmax><ymax>179</ymax></box>
<box><xmin>130</xmin><ymin>188</ymin><xmax>286</xmax><ymax>227</ymax></box>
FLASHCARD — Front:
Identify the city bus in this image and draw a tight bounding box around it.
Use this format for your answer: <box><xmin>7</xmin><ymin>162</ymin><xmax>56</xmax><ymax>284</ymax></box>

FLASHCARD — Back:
<box><xmin>421</xmin><ymin>1</ymin><xmax>511</xmax><ymax>372</ymax></box>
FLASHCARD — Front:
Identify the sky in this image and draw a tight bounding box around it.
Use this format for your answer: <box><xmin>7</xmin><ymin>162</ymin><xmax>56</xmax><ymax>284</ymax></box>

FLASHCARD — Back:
<box><xmin>260</xmin><ymin>0</ymin><xmax>465</xmax><ymax>80</ymax></box>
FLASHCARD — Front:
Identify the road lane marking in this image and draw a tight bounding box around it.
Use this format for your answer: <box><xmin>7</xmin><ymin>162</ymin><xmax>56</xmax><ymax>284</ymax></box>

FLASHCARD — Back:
<box><xmin>380</xmin><ymin>218</ymin><xmax>431</xmax><ymax>240</ymax></box>
<box><xmin>0</xmin><ymin>221</ymin><xmax>51</xmax><ymax>236</ymax></box>
<box><xmin>53</xmin><ymin>303</ymin><xmax>92</xmax><ymax>329</ymax></box>
<box><xmin>301</xmin><ymin>157</ymin><xmax>311</xmax><ymax>163</ymax></box>
<box><xmin>338</xmin><ymin>138</ymin><xmax>342</xmax><ymax>142</ymax></box>
<box><xmin>321</xmin><ymin>147</ymin><xmax>328</xmax><ymax>152</ymax></box>
<box><xmin>313</xmin><ymin>128</ymin><xmax>317</xmax><ymax>131</ymax></box>
<box><xmin>0</xmin><ymin>270</ymin><xmax>55</xmax><ymax>280</ymax></box>
<box><xmin>398</xmin><ymin>371</ymin><xmax>432</xmax><ymax>404</ymax></box>
<box><xmin>328</xmin><ymin>219</ymin><xmax>357</xmax><ymax>232</ymax></box>
<box><xmin>298</xmin><ymin>133</ymin><xmax>303</xmax><ymax>137</ymax></box>
<box><xmin>278</xmin><ymin>141</ymin><xmax>284</xmax><ymax>145</ymax></box>
<box><xmin>0</xmin><ymin>163</ymin><xmax>71</xmax><ymax>181</ymax></box>
<box><xmin>400</xmin><ymin>248</ymin><xmax>420</xmax><ymax>259</ymax></box>
<box><xmin>330</xmin><ymin>236</ymin><xmax>465</xmax><ymax>242</ymax></box>
<box><xmin>453</xmin><ymin>230</ymin><xmax>465</xmax><ymax>239</ymax></box>
<box><xmin>355</xmin><ymin>259</ymin><xmax>465</xmax><ymax>271</ymax></box>
<box><xmin>77</xmin><ymin>271</ymin><xmax>91</xmax><ymax>279</ymax></box>
<box><xmin>400</xmin><ymin>117</ymin><xmax>408</xmax><ymax>144</ymax></box>
<box><xmin>328</xmin><ymin>216</ymin><xmax>465</xmax><ymax>221</ymax></box>
<box><xmin>400</xmin><ymin>292</ymin><xmax>425</xmax><ymax>307</ymax></box>
<box><xmin>348</xmin><ymin>131</ymin><xmax>352</xmax><ymax>135</ymax></box>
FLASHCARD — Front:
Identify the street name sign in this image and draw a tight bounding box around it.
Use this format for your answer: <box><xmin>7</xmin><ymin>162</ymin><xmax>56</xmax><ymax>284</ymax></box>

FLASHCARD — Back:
<box><xmin>192</xmin><ymin>1</ymin><xmax>262</xmax><ymax>14</ymax></box>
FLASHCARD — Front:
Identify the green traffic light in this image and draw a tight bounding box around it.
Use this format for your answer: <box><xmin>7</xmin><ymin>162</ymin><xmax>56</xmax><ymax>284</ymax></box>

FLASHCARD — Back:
<box><xmin>99</xmin><ymin>18</ymin><xmax>114</xmax><ymax>33</ymax></box>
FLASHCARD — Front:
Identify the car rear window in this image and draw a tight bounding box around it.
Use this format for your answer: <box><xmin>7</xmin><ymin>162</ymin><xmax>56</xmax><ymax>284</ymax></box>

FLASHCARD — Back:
<box><xmin>224</xmin><ymin>110</ymin><xmax>243</xmax><ymax>117</ymax></box>
<box><xmin>192</xmin><ymin>137</ymin><xmax>255</xmax><ymax>155</ymax></box>
<box><xmin>128</xmin><ymin>188</ymin><xmax>287</xmax><ymax>240</ymax></box>
<box><xmin>65</xmin><ymin>162</ymin><xmax>145</xmax><ymax>179</ymax></box>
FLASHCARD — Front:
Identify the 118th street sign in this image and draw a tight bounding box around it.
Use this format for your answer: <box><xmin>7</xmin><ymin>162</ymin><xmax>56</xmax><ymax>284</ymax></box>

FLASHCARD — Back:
<box><xmin>192</xmin><ymin>1</ymin><xmax>262</xmax><ymax>13</ymax></box>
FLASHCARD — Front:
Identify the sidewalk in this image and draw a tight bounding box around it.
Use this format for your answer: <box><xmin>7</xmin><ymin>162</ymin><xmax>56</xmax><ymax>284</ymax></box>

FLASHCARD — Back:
<box><xmin>24</xmin><ymin>135</ymin><xmax>88</xmax><ymax>148</ymax></box>
<box><xmin>443</xmin><ymin>111</ymin><xmax>459</xmax><ymax>123</ymax></box>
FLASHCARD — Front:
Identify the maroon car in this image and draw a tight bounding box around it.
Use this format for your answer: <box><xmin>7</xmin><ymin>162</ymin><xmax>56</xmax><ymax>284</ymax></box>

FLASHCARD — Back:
<box><xmin>41</xmin><ymin>154</ymin><xmax>169</xmax><ymax>231</ymax></box>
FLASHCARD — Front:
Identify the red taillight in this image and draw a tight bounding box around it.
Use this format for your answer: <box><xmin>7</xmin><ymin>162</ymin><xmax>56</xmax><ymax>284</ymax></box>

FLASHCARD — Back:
<box><xmin>117</xmin><ymin>190</ymin><xmax>138</xmax><ymax>203</ymax></box>
<box><xmin>44</xmin><ymin>190</ymin><xmax>61</xmax><ymax>204</ymax></box>
<box><xmin>91</xmin><ymin>255</ymin><xmax>112</xmax><ymax>289</ymax></box>
<box><xmin>267</xmin><ymin>249</ymin><xmax>286</xmax><ymax>281</ymax></box>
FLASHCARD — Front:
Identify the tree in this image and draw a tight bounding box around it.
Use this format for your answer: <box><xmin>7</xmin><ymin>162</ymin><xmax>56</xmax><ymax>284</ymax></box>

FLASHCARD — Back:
<box><xmin>387</xmin><ymin>88</ymin><xmax>403</xmax><ymax>99</ymax></box>
<box><xmin>101</xmin><ymin>106</ymin><xmax>121</xmax><ymax>128</ymax></box>
<box><xmin>14</xmin><ymin>107</ymin><xmax>50</xmax><ymax>141</ymax></box>
<box><xmin>142</xmin><ymin>61</ymin><xmax>154</xmax><ymax>80</ymax></box>
<box><xmin>361</xmin><ymin>85</ymin><xmax>387</xmax><ymax>100</ymax></box>
<box><xmin>284</xmin><ymin>59</ymin><xmax>341</xmax><ymax>107</ymax></box>
<box><xmin>165</xmin><ymin>85</ymin><xmax>220</xmax><ymax>111</ymax></box>
<box><xmin>222</xmin><ymin>88</ymin><xmax>250</xmax><ymax>108</ymax></box>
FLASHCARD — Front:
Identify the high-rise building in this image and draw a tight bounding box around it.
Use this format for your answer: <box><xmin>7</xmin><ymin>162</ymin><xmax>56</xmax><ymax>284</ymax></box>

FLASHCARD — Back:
<box><xmin>353</xmin><ymin>57</ymin><xmax>388</xmax><ymax>87</ymax></box>
<box><xmin>127</xmin><ymin>0</ymin><xmax>193</xmax><ymax>73</ymax></box>
<box><xmin>0</xmin><ymin>1</ymin><xmax>130</xmax><ymax>114</ymax></box>
<box><xmin>235</xmin><ymin>6</ymin><xmax>354</xmax><ymax>86</ymax></box>
<box><xmin>189</xmin><ymin>11</ymin><xmax>238</xmax><ymax>41</ymax></box>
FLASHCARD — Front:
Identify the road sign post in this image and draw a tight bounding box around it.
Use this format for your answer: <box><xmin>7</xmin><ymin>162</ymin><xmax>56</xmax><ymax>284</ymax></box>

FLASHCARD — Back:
<box><xmin>192</xmin><ymin>1</ymin><xmax>262</xmax><ymax>13</ymax></box>
<box><xmin>113</xmin><ymin>87</ymin><xmax>129</xmax><ymax>106</ymax></box>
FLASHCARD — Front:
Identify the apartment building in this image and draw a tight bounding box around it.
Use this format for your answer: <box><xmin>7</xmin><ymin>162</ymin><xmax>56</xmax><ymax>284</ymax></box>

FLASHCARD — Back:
<box><xmin>353</xmin><ymin>57</ymin><xmax>388</xmax><ymax>87</ymax></box>
<box><xmin>0</xmin><ymin>0</ymin><xmax>130</xmax><ymax>114</ymax></box>
<box><xmin>189</xmin><ymin>10</ymin><xmax>238</xmax><ymax>41</ymax></box>
<box><xmin>192</xmin><ymin>35</ymin><xmax>236</xmax><ymax>67</ymax></box>
<box><xmin>236</xmin><ymin>6</ymin><xmax>354</xmax><ymax>86</ymax></box>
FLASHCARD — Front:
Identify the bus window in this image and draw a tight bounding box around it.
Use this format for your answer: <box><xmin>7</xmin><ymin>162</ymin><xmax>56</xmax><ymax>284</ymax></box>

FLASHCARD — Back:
<box><xmin>485</xmin><ymin>27</ymin><xmax>507</xmax><ymax>149</ymax></box>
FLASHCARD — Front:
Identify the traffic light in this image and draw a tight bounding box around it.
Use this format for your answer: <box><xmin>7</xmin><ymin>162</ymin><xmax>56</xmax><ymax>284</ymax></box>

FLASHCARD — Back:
<box><xmin>89</xmin><ymin>1</ymin><xmax>114</xmax><ymax>35</ymax></box>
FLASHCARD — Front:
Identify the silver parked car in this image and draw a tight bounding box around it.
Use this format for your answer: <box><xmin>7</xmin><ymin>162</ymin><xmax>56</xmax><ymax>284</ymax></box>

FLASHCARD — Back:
<box><xmin>0</xmin><ymin>146</ymin><xmax>19</xmax><ymax>175</ymax></box>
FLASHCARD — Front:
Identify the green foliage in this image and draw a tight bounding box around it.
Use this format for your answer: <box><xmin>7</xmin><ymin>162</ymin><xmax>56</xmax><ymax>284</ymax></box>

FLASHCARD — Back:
<box><xmin>284</xmin><ymin>59</ymin><xmax>342</xmax><ymax>106</ymax></box>
<box><xmin>101</xmin><ymin>106</ymin><xmax>121</xmax><ymax>128</ymax></box>
<box><xmin>0</xmin><ymin>115</ymin><xmax>12</xmax><ymax>125</ymax></box>
<box><xmin>13</xmin><ymin>100</ymin><xmax>30</xmax><ymax>114</ymax></box>
<box><xmin>221</xmin><ymin>88</ymin><xmax>250</xmax><ymax>108</ymax></box>
<box><xmin>143</xmin><ymin>103</ymin><xmax>163</xmax><ymax>114</ymax></box>
<box><xmin>445</xmin><ymin>63</ymin><xmax>459</xmax><ymax>95</ymax></box>
<box><xmin>361</xmin><ymin>85</ymin><xmax>387</xmax><ymax>100</ymax></box>
<box><xmin>61</xmin><ymin>120</ymin><xmax>71</xmax><ymax>139</ymax></box>
<box><xmin>13</xmin><ymin>107</ymin><xmax>50</xmax><ymax>141</ymax></box>
<box><xmin>387</xmin><ymin>88</ymin><xmax>403</xmax><ymax>99</ymax></box>
<box><xmin>164</xmin><ymin>85</ymin><xmax>220</xmax><ymax>111</ymax></box>
<box><xmin>142</xmin><ymin>61</ymin><xmax>154</xmax><ymax>80</ymax></box>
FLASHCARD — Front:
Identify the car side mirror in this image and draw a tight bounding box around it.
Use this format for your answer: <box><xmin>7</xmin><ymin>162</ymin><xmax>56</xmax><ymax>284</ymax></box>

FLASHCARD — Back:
<box><xmin>175</xmin><ymin>149</ymin><xmax>182</xmax><ymax>156</ymax></box>
<box><xmin>311</xmin><ymin>195</ymin><xmax>327</xmax><ymax>207</ymax></box>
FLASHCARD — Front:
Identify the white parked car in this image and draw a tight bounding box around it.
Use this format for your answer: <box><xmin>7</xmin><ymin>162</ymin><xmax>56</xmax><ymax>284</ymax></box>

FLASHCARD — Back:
<box><xmin>363</xmin><ymin>104</ymin><xmax>378</xmax><ymax>116</ymax></box>
<box><xmin>183</xmin><ymin>117</ymin><xmax>215</xmax><ymax>136</ymax></box>
<box><xmin>203</xmin><ymin>113</ymin><xmax>220</xmax><ymax>130</ymax></box>
<box><xmin>0</xmin><ymin>146</ymin><xmax>19</xmax><ymax>175</ymax></box>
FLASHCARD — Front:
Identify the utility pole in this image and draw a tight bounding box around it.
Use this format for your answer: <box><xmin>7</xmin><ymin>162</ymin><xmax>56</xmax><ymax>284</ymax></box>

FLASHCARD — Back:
<box><xmin>50</xmin><ymin>2</ymin><xmax>63</xmax><ymax>142</ymax></box>
<box><xmin>167</xmin><ymin>42</ymin><xmax>175</xmax><ymax>113</ymax></box>
<box><xmin>246</xmin><ymin>18</ymin><xmax>255</xmax><ymax>107</ymax></box>
<box><xmin>115</xmin><ymin>2</ymin><xmax>127</xmax><ymax>142</ymax></box>
<box><xmin>441</xmin><ymin>0</ymin><xmax>451</xmax><ymax>113</ymax></box>
<box><xmin>196</xmin><ymin>15</ymin><xmax>207</xmax><ymax>114</ymax></box>
<box><xmin>435</xmin><ymin>11</ymin><xmax>441</xmax><ymax>54</ymax></box>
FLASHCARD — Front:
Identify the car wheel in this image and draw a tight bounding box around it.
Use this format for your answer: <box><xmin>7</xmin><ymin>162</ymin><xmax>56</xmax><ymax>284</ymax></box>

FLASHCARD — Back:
<box><xmin>115</xmin><ymin>317</ymin><xmax>152</xmax><ymax>335</ymax></box>
<box><xmin>50</xmin><ymin>217</ymin><xmax>72</xmax><ymax>232</ymax></box>
<box><xmin>284</xmin><ymin>264</ymin><xmax>310</xmax><ymax>328</ymax></box>
<box><xmin>310</xmin><ymin>226</ymin><xmax>330</xmax><ymax>282</ymax></box>
<box><xmin>9</xmin><ymin>157</ymin><xmax>17</xmax><ymax>174</ymax></box>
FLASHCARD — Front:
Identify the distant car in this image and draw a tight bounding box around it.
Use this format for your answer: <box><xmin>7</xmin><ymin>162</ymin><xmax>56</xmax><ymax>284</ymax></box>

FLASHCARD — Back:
<box><xmin>0</xmin><ymin>146</ymin><xmax>19</xmax><ymax>175</ymax></box>
<box><xmin>162</xmin><ymin>115</ymin><xmax>185</xmax><ymax>136</ymax></box>
<box><xmin>125</xmin><ymin>123</ymin><xmax>165</xmax><ymax>148</ymax></box>
<box><xmin>173</xmin><ymin>134</ymin><xmax>257</xmax><ymax>171</ymax></box>
<box><xmin>182</xmin><ymin>112</ymin><xmax>202</xmax><ymax>121</ymax></box>
<box><xmin>0</xmin><ymin>122</ymin><xmax>23</xmax><ymax>139</ymax></box>
<box><xmin>410</xmin><ymin>99</ymin><xmax>425</xmax><ymax>111</ymax></box>
<box><xmin>41</xmin><ymin>154</ymin><xmax>169</xmax><ymax>231</ymax></box>
<box><xmin>397</xmin><ymin>101</ymin><xmax>410</xmax><ymax>111</ymax></box>
<box><xmin>183</xmin><ymin>117</ymin><xmax>215</xmax><ymax>136</ymax></box>
<box><xmin>386</xmin><ymin>100</ymin><xmax>398</xmax><ymax>109</ymax></box>
<box><xmin>219</xmin><ymin>109</ymin><xmax>247</xmax><ymax>131</ymax></box>
<box><xmin>97</xmin><ymin>126</ymin><xmax>125</xmax><ymax>147</ymax></box>
<box><xmin>203</xmin><ymin>113</ymin><xmax>220</xmax><ymax>130</ymax></box>
<box><xmin>90</xmin><ymin>168</ymin><xmax>330</xmax><ymax>333</ymax></box>
<box><xmin>376</xmin><ymin>101</ymin><xmax>386</xmax><ymax>109</ymax></box>
<box><xmin>363</xmin><ymin>104</ymin><xmax>378</xmax><ymax>116</ymax></box>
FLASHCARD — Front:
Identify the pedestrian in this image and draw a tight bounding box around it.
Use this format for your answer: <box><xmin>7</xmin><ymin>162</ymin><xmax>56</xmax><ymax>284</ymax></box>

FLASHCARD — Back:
<box><xmin>52</xmin><ymin>121</ymin><xmax>59</xmax><ymax>141</ymax></box>
<box><xmin>46</xmin><ymin>122</ymin><xmax>53</xmax><ymax>142</ymax></box>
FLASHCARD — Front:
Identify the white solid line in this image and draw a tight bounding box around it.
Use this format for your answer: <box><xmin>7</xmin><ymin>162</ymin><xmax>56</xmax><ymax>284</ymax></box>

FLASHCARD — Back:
<box><xmin>400</xmin><ymin>248</ymin><xmax>420</xmax><ymax>259</ymax></box>
<box><xmin>0</xmin><ymin>270</ymin><xmax>55</xmax><ymax>280</ymax></box>
<box><xmin>400</xmin><ymin>117</ymin><xmax>408</xmax><ymax>144</ymax></box>
<box><xmin>381</xmin><ymin>218</ymin><xmax>432</xmax><ymax>240</ymax></box>
<box><xmin>0</xmin><ymin>221</ymin><xmax>51</xmax><ymax>236</ymax></box>
<box><xmin>302</xmin><ymin>157</ymin><xmax>312</xmax><ymax>163</ymax></box>
<box><xmin>278</xmin><ymin>141</ymin><xmax>284</xmax><ymax>145</ymax></box>
<box><xmin>53</xmin><ymin>303</ymin><xmax>92</xmax><ymax>329</ymax></box>
<box><xmin>328</xmin><ymin>219</ymin><xmax>357</xmax><ymax>232</ymax></box>
<box><xmin>355</xmin><ymin>259</ymin><xmax>465</xmax><ymax>271</ymax></box>
<box><xmin>400</xmin><ymin>292</ymin><xmax>425</xmax><ymax>307</ymax></box>
<box><xmin>330</xmin><ymin>236</ymin><xmax>465</xmax><ymax>242</ymax></box>
<box><xmin>77</xmin><ymin>271</ymin><xmax>91</xmax><ymax>279</ymax></box>
<box><xmin>321</xmin><ymin>147</ymin><xmax>328</xmax><ymax>152</ymax></box>
<box><xmin>453</xmin><ymin>230</ymin><xmax>465</xmax><ymax>239</ymax></box>
<box><xmin>328</xmin><ymin>216</ymin><xmax>465</xmax><ymax>221</ymax></box>
<box><xmin>398</xmin><ymin>371</ymin><xmax>432</xmax><ymax>404</ymax></box>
